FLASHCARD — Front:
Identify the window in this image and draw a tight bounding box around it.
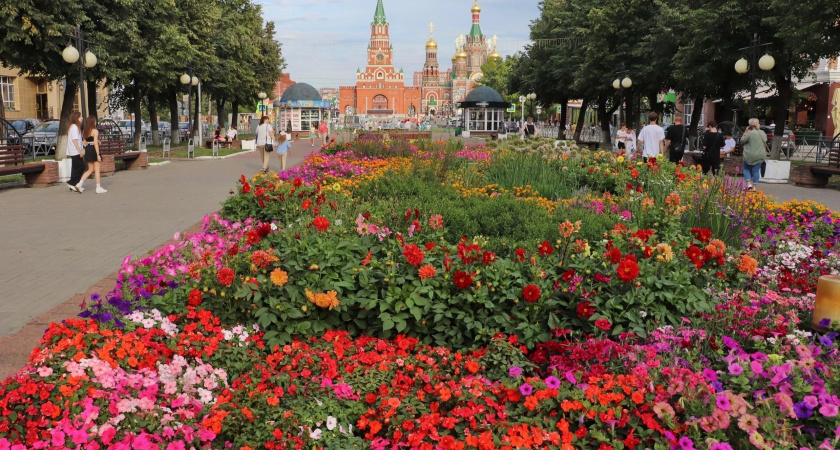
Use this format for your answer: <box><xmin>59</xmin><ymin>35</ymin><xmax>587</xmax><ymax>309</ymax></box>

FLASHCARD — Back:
<box><xmin>1</xmin><ymin>76</ymin><xmax>15</xmax><ymax>110</ymax></box>
<box><xmin>372</xmin><ymin>95</ymin><xmax>388</xmax><ymax>110</ymax></box>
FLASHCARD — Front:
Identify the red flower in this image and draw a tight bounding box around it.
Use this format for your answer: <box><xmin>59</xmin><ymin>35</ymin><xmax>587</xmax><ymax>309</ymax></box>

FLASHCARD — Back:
<box><xmin>595</xmin><ymin>318</ymin><xmax>611</xmax><ymax>330</ymax></box>
<box><xmin>691</xmin><ymin>227</ymin><xmax>712</xmax><ymax>243</ymax></box>
<box><xmin>187</xmin><ymin>289</ymin><xmax>203</xmax><ymax>307</ymax></box>
<box><xmin>453</xmin><ymin>271</ymin><xmax>474</xmax><ymax>289</ymax></box>
<box><xmin>643</xmin><ymin>246</ymin><xmax>654</xmax><ymax>259</ymax></box>
<box><xmin>418</xmin><ymin>264</ymin><xmax>436</xmax><ymax>280</ymax></box>
<box><xmin>361</xmin><ymin>251</ymin><xmax>373</xmax><ymax>266</ymax></box>
<box><xmin>561</xmin><ymin>269</ymin><xmax>576</xmax><ymax>282</ymax></box>
<box><xmin>402</xmin><ymin>244</ymin><xmax>425</xmax><ymax>267</ymax></box>
<box><xmin>313</xmin><ymin>216</ymin><xmax>330</xmax><ymax>231</ymax></box>
<box><xmin>684</xmin><ymin>245</ymin><xmax>704</xmax><ymax>268</ymax></box>
<box><xmin>630</xmin><ymin>169</ymin><xmax>639</xmax><ymax>178</ymax></box>
<box><xmin>424</xmin><ymin>242</ymin><xmax>436</xmax><ymax>252</ymax></box>
<box><xmin>514</xmin><ymin>248</ymin><xmax>525</xmax><ymax>262</ymax></box>
<box><xmin>482</xmin><ymin>251</ymin><xmax>496</xmax><ymax>265</ymax></box>
<box><xmin>523</xmin><ymin>284</ymin><xmax>541</xmax><ymax>302</ymax></box>
<box><xmin>537</xmin><ymin>240</ymin><xmax>554</xmax><ymax>256</ymax></box>
<box><xmin>605</xmin><ymin>247</ymin><xmax>623</xmax><ymax>264</ymax></box>
<box><xmin>293</xmin><ymin>178</ymin><xmax>303</xmax><ymax>187</ymax></box>
<box><xmin>616</xmin><ymin>255</ymin><xmax>639</xmax><ymax>282</ymax></box>
<box><xmin>218</xmin><ymin>267</ymin><xmax>235</xmax><ymax>286</ymax></box>
<box><xmin>301</xmin><ymin>199</ymin><xmax>312</xmax><ymax>210</ymax></box>
<box><xmin>576</xmin><ymin>301</ymin><xmax>595</xmax><ymax>319</ymax></box>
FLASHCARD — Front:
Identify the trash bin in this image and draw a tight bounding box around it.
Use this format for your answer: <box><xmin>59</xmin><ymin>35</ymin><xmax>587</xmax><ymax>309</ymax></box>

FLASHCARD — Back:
<box><xmin>455</xmin><ymin>127</ymin><xmax>462</xmax><ymax>136</ymax></box>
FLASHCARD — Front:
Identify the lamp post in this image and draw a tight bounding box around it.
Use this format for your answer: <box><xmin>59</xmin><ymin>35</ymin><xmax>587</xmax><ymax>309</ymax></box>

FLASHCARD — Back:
<box><xmin>62</xmin><ymin>25</ymin><xmax>97</xmax><ymax>119</ymax></box>
<box><xmin>180</xmin><ymin>67</ymin><xmax>199</xmax><ymax>140</ymax></box>
<box><xmin>612</xmin><ymin>67</ymin><xmax>632</xmax><ymax>127</ymax></box>
<box><xmin>526</xmin><ymin>93</ymin><xmax>536</xmax><ymax>120</ymax></box>
<box><xmin>734</xmin><ymin>33</ymin><xmax>774</xmax><ymax>119</ymax></box>
<box><xmin>258</xmin><ymin>91</ymin><xmax>267</xmax><ymax>117</ymax></box>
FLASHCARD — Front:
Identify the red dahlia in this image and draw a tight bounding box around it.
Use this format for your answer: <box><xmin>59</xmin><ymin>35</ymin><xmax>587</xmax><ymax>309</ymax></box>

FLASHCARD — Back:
<box><xmin>576</xmin><ymin>301</ymin><xmax>595</xmax><ymax>318</ymax></box>
<box><xmin>616</xmin><ymin>256</ymin><xmax>639</xmax><ymax>282</ymax></box>
<box><xmin>523</xmin><ymin>284</ymin><xmax>541</xmax><ymax>302</ymax></box>
<box><xmin>402</xmin><ymin>244</ymin><xmax>425</xmax><ymax>267</ymax></box>
<box><xmin>218</xmin><ymin>267</ymin><xmax>235</xmax><ymax>286</ymax></box>
<box><xmin>453</xmin><ymin>271</ymin><xmax>474</xmax><ymax>289</ymax></box>
<box><xmin>187</xmin><ymin>289</ymin><xmax>203</xmax><ymax>307</ymax></box>
<box><xmin>312</xmin><ymin>216</ymin><xmax>330</xmax><ymax>231</ymax></box>
<box><xmin>537</xmin><ymin>240</ymin><xmax>554</xmax><ymax>256</ymax></box>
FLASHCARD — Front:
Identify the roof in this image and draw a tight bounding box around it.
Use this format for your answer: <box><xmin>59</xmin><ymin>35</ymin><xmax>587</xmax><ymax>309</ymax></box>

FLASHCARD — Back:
<box><xmin>465</xmin><ymin>86</ymin><xmax>503</xmax><ymax>103</ymax></box>
<box><xmin>373</xmin><ymin>0</ymin><xmax>387</xmax><ymax>25</ymax></box>
<box><xmin>280</xmin><ymin>83</ymin><xmax>323</xmax><ymax>102</ymax></box>
<box><xmin>469</xmin><ymin>24</ymin><xmax>483</xmax><ymax>40</ymax></box>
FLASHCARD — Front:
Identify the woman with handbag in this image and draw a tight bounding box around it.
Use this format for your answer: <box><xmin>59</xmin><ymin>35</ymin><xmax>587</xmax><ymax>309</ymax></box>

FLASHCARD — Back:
<box><xmin>255</xmin><ymin>116</ymin><xmax>275</xmax><ymax>174</ymax></box>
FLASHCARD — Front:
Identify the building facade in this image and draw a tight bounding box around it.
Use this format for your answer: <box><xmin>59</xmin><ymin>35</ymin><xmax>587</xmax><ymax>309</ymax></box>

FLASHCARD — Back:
<box><xmin>1</xmin><ymin>64</ymin><xmax>108</xmax><ymax>122</ymax></box>
<box><xmin>339</xmin><ymin>0</ymin><xmax>421</xmax><ymax>117</ymax></box>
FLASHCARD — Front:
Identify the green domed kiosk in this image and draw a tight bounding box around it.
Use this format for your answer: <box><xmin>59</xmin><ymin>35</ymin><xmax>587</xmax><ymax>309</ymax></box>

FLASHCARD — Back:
<box><xmin>278</xmin><ymin>83</ymin><xmax>331</xmax><ymax>140</ymax></box>
<box><xmin>456</xmin><ymin>86</ymin><xmax>508</xmax><ymax>138</ymax></box>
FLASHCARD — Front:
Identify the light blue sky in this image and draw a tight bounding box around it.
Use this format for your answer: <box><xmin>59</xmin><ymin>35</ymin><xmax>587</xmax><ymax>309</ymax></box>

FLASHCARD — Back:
<box><xmin>256</xmin><ymin>0</ymin><xmax>542</xmax><ymax>89</ymax></box>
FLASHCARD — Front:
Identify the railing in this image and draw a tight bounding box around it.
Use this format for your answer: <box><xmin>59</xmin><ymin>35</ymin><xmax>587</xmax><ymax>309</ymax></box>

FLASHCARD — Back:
<box><xmin>187</xmin><ymin>138</ymin><xmax>195</xmax><ymax>159</ymax></box>
<box><xmin>815</xmin><ymin>133</ymin><xmax>840</xmax><ymax>164</ymax></box>
<box><xmin>212</xmin><ymin>139</ymin><xmax>220</xmax><ymax>158</ymax></box>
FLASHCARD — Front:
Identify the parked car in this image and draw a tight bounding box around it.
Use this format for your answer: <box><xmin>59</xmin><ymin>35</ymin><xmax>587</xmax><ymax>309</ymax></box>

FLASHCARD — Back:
<box><xmin>178</xmin><ymin>122</ymin><xmax>191</xmax><ymax>139</ymax></box>
<box><xmin>27</xmin><ymin>120</ymin><xmax>60</xmax><ymax>156</ymax></box>
<box><xmin>760</xmin><ymin>125</ymin><xmax>796</xmax><ymax>156</ymax></box>
<box><xmin>157</xmin><ymin>121</ymin><xmax>172</xmax><ymax>137</ymax></box>
<box><xmin>116</xmin><ymin>120</ymin><xmax>150</xmax><ymax>142</ymax></box>
<box><xmin>7</xmin><ymin>119</ymin><xmax>40</xmax><ymax>136</ymax></box>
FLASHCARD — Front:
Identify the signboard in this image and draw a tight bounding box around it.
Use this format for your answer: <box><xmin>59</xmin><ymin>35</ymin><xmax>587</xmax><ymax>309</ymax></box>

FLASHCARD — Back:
<box><xmin>507</xmin><ymin>104</ymin><xmax>516</xmax><ymax>113</ymax></box>
<box><xmin>281</xmin><ymin>100</ymin><xmax>331</xmax><ymax>109</ymax></box>
<box><xmin>557</xmin><ymin>106</ymin><xmax>562</xmax><ymax>113</ymax></box>
<box><xmin>536</xmin><ymin>106</ymin><xmax>542</xmax><ymax>115</ymax></box>
<box><xmin>290</xmin><ymin>109</ymin><xmax>302</xmax><ymax>131</ymax></box>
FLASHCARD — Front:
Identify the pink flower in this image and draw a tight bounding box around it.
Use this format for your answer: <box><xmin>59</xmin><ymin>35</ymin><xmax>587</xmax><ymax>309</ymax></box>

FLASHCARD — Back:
<box><xmin>728</xmin><ymin>363</ymin><xmax>743</xmax><ymax>375</ymax></box>
<box><xmin>820</xmin><ymin>403</ymin><xmax>839</xmax><ymax>417</ymax></box>
<box><xmin>166</xmin><ymin>442</ymin><xmax>186</xmax><ymax>450</ymax></box>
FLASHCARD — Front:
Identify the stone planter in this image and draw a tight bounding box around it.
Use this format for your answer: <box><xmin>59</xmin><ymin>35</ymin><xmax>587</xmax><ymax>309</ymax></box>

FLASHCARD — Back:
<box><xmin>791</xmin><ymin>165</ymin><xmax>829</xmax><ymax>187</ymax></box>
<box><xmin>55</xmin><ymin>158</ymin><xmax>72</xmax><ymax>183</ymax></box>
<box><xmin>759</xmin><ymin>160</ymin><xmax>791</xmax><ymax>184</ymax></box>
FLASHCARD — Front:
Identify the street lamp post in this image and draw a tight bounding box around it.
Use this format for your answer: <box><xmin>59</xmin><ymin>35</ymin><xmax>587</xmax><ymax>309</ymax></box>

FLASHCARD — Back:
<box><xmin>527</xmin><ymin>93</ymin><xmax>536</xmax><ymax>120</ymax></box>
<box><xmin>180</xmin><ymin>66</ymin><xmax>199</xmax><ymax>140</ymax></box>
<box><xmin>62</xmin><ymin>25</ymin><xmax>97</xmax><ymax>119</ymax></box>
<box><xmin>734</xmin><ymin>33</ymin><xmax>775</xmax><ymax>119</ymax></box>
<box><xmin>612</xmin><ymin>67</ymin><xmax>632</xmax><ymax>127</ymax></box>
<box><xmin>258</xmin><ymin>91</ymin><xmax>267</xmax><ymax>117</ymax></box>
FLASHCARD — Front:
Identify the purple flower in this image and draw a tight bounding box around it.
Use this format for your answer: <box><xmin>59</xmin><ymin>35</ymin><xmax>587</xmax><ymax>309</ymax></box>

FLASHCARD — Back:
<box><xmin>710</xmin><ymin>443</ymin><xmax>733</xmax><ymax>450</ymax></box>
<box><xmin>820</xmin><ymin>335</ymin><xmax>835</xmax><ymax>347</ymax></box>
<box><xmin>794</xmin><ymin>401</ymin><xmax>814</xmax><ymax>420</ymax></box>
<box><xmin>721</xmin><ymin>336</ymin><xmax>739</xmax><ymax>349</ymax></box>
<box><xmin>678</xmin><ymin>436</ymin><xmax>695</xmax><ymax>450</ymax></box>
<box><xmin>519</xmin><ymin>383</ymin><xmax>533</xmax><ymax>396</ymax></box>
<box><xmin>712</xmin><ymin>381</ymin><xmax>724</xmax><ymax>392</ymax></box>
<box><xmin>819</xmin><ymin>318</ymin><xmax>832</xmax><ymax>328</ymax></box>
<box><xmin>545</xmin><ymin>376</ymin><xmax>561</xmax><ymax>389</ymax></box>
<box><xmin>564</xmin><ymin>370</ymin><xmax>577</xmax><ymax>385</ymax></box>
<box><xmin>508</xmin><ymin>366</ymin><xmax>523</xmax><ymax>378</ymax></box>
<box><xmin>703</xmin><ymin>368</ymin><xmax>717</xmax><ymax>381</ymax></box>
<box><xmin>90</xmin><ymin>292</ymin><xmax>101</xmax><ymax>302</ymax></box>
<box><xmin>728</xmin><ymin>363</ymin><xmax>744</xmax><ymax>375</ymax></box>
<box><xmin>716</xmin><ymin>394</ymin><xmax>731</xmax><ymax>411</ymax></box>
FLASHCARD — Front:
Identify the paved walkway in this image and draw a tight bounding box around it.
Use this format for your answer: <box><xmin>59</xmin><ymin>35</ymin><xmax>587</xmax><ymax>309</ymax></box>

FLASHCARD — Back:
<box><xmin>0</xmin><ymin>140</ymin><xmax>837</xmax><ymax>378</ymax></box>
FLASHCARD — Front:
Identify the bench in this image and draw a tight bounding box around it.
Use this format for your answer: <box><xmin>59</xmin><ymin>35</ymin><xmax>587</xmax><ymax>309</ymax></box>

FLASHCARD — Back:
<box><xmin>791</xmin><ymin>144</ymin><xmax>840</xmax><ymax>187</ymax></box>
<box><xmin>204</xmin><ymin>138</ymin><xmax>241</xmax><ymax>149</ymax></box>
<box><xmin>0</xmin><ymin>144</ymin><xmax>58</xmax><ymax>187</ymax></box>
<box><xmin>96</xmin><ymin>139</ymin><xmax>148</xmax><ymax>175</ymax></box>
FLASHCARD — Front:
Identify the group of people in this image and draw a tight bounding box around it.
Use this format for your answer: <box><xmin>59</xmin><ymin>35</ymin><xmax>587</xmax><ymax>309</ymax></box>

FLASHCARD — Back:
<box><xmin>255</xmin><ymin>116</ymin><xmax>292</xmax><ymax>174</ymax></box>
<box><xmin>625</xmin><ymin>112</ymin><xmax>767</xmax><ymax>191</ymax></box>
<box><xmin>66</xmin><ymin>111</ymin><xmax>108</xmax><ymax>194</ymax></box>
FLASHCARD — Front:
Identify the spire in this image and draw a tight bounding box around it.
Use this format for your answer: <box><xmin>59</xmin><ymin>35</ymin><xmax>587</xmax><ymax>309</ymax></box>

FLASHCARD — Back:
<box><xmin>373</xmin><ymin>0</ymin><xmax>387</xmax><ymax>25</ymax></box>
<box><xmin>469</xmin><ymin>0</ymin><xmax>483</xmax><ymax>40</ymax></box>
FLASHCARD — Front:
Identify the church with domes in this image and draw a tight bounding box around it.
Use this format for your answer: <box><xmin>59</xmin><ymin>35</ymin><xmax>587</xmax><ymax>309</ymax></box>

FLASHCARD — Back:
<box><xmin>339</xmin><ymin>0</ymin><xmax>500</xmax><ymax>119</ymax></box>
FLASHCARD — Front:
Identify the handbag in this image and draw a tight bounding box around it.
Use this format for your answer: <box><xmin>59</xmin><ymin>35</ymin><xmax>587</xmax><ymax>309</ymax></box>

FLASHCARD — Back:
<box><xmin>265</xmin><ymin>142</ymin><xmax>274</xmax><ymax>152</ymax></box>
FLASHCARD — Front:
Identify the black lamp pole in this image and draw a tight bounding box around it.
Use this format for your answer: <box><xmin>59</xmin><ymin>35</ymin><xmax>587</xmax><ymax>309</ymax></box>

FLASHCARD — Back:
<box><xmin>737</xmin><ymin>34</ymin><xmax>773</xmax><ymax>119</ymax></box>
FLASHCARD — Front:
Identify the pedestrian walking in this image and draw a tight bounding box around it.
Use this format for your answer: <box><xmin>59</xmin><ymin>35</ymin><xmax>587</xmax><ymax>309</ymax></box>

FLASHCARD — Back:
<box><xmin>740</xmin><ymin>118</ymin><xmax>767</xmax><ymax>191</ymax></box>
<box><xmin>66</xmin><ymin>112</ymin><xmax>85</xmax><ymax>192</ymax></box>
<box><xmin>615</xmin><ymin>123</ymin><xmax>628</xmax><ymax>155</ymax></box>
<box><xmin>255</xmin><ymin>116</ymin><xmax>275</xmax><ymax>174</ymax></box>
<box><xmin>700</xmin><ymin>120</ymin><xmax>724</xmax><ymax>176</ymax></box>
<box><xmin>310</xmin><ymin>123</ymin><xmax>317</xmax><ymax>147</ymax></box>
<box><xmin>276</xmin><ymin>132</ymin><xmax>292</xmax><ymax>172</ymax></box>
<box><xmin>637</xmin><ymin>112</ymin><xmax>665</xmax><ymax>162</ymax></box>
<box><xmin>625</xmin><ymin>127</ymin><xmax>637</xmax><ymax>159</ymax></box>
<box><xmin>77</xmin><ymin>116</ymin><xmax>106</xmax><ymax>194</ymax></box>
<box><xmin>664</xmin><ymin>115</ymin><xmax>688</xmax><ymax>163</ymax></box>
<box><xmin>318</xmin><ymin>121</ymin><xmax>328</xmax><ymax>146</ymax></box>
<box><xmin>524</xmin><ymin>117</ymin><xmax>536</xmax><ymax>137</ymax></box>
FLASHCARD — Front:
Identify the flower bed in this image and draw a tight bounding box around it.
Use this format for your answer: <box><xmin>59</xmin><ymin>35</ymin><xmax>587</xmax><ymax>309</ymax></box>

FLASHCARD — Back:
<box><xmin>2</xmin><ymin>137</ymin><xmax>840</xmax><ymax>450</ymax></box>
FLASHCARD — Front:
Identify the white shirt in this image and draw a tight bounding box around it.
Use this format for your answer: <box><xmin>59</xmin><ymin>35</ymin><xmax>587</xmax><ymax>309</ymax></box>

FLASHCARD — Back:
<box><xmin>616</xmin><ymin>129</ymin><xmax>627</xmax><ymax>143</ymax></box>
<box><xmin>722</xmin><ymin>137</ymin><xmax>736</xmax><ymax>154</ymax></box>
<box><xmin>638</xmin><ymin>124</ymin><xmax>665</xmax><ymax>157</ymax></box>
<box><xmin>226</xmin><ymin>128</ymin><xmax>237</xmax><ymax>140</ymax></box>
<box><xmin>625</xmin><ymin>130</ymin><xmax>636</xmax><ymax>150</ymax></box>
<box><xmin>255</xmin><ymin>123</ymin><xmax>274</xmax><ymax>146</ymax></box>
<box><xmin>67</xmin><ymin>124</ymin><xmax>81</xmax><ymax>157</ymax></box>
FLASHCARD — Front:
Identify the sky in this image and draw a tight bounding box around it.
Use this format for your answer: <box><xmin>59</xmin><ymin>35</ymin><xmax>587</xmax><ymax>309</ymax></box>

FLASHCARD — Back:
<box><xmin>256</xmin><ymin>0</ymin><xmax>542</xmax><ymax>90</ymax></box>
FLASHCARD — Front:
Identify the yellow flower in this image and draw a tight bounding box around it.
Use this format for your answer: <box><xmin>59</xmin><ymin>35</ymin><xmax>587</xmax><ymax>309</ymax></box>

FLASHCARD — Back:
<box><xmin>270</xmin><ymin>269</ymin><xmax>288</xmax><ymax>286</ymax></box>
<box><xmin>655</xmin><ymin>243</ymin><xmax>674</xmax><ymax>262</ymax></box>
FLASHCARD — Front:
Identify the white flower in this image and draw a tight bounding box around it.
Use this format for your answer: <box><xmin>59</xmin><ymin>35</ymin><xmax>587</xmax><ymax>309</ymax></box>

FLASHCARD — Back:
<box><xmin>334</xmin><ymin>219</ymin><xmax>343</xmax><ymax>226</ymax></box>
<box><xmin>309</xmin><ymin>428</ymin><xmax>322</xmax><ymax>440</ymax></box>
<box><xmin>639</xmin><ymin>311</ymin><xmax>647</xmax><ymax>318</ymax></box>
<box><xmin>270</xmin><ymin>223</ymin><xmax>278</xmax><ymax>231</ymax></box>
<box><xmin>326</xmin><ymin>416</ymin><xmax>337</xmax><ymax>430</ymax></box>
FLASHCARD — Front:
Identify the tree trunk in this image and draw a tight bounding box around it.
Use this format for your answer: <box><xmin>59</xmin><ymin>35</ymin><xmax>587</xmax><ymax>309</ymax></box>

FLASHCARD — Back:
<box><xmin>55</xmin><ymin>79</ymin><xmax>79</xmax><ymax>161</ymax></box>
<box><xmin>216</xmin><ymin>98</ymin><xmax>226</xmax><ymax>128</ymax></box>
<box><xmin>168</xmin><ymin>87</ymin><xmax>180</xmax><ymax>145</ymax></box>
<box><xmin>192</xmin><ymin>91</ymin><xmax>200</xmax><ymax>137</ymax></box>
<box><xmin>133</xmin><ymin>82</ymin><xmax>142</xmax><ymax>149</ymax></box>
<box><xmin>573</xmin><ymin>98</ymin><xmax>588</xmax><ymax>142</ymax></box>
<box><xmin>770</xmin><ymin>76</ymin><xmax>792</xmax><ymax>160</ymax></box>
<box><xmin>597</xmin><ymin>99</ymin><xmax>612</xmax><ymax>149</ymax></box>
<box><xmin>558</xmin><ymin>99</ymin><xmax>568</xmax><ymax>140</ymax></box>
<box><xmin>688</xmin><ymin>96</ymin><xmax>704</xmax><ymax>151</ymax></box>
<box><xmin>148</xmin><ymin>97</ymin><xmax>160</xmax><ymax>146</ymax></box>
<box><xmin>231</xmin><ymin>100</ymin><xmax>239</xmax><ymax>134</ymax></box>
<box><xmin>86</xmin><ymin>80</ymin><xmax>98</xmax><ymax>119</ymax></box>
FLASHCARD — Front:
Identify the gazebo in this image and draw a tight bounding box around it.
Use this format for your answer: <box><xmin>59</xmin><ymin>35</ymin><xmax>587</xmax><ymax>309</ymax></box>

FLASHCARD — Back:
<box><xmin>277</xmin><ymin>83</ymin><xmax>331</xmax><ymax>140</ymax></box>
<box><xmin>456</xmin><ymin>86</ymin><xmax>508</xmax><ymax>138</ymax></box>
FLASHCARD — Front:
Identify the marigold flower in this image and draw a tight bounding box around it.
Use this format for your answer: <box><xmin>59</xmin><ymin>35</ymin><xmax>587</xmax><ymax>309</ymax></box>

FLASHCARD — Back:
<box><xmin>305</xmin><ymin>289</ymin><xmax>340</xmax><ymax>310</ymax></box>
<box><xmin>270</xmin><ymin>269</ymin><xmax>288</xmax><ymax>287</ymax></box>
<box><xmin>418</xmin><ymin>264</ymin><xmax>436</xmax><ymax>280</ymax></box>
<box><xmin>738</xmin><ymin>254</ymin><xmax>758</xmax><ymax>276</ymax></box>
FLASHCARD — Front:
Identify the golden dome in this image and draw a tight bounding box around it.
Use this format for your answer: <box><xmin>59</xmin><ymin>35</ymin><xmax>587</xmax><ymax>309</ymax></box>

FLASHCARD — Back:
<box><xmin>489</xmin><ymin>49</ymin><xmax>501</xmax><ymax>60</ymax></box>
<box><xmin>451</xmin><ymin>53</ymin><xmax>458</xmax><ymax>62</ymax></box>
<box><xmin>426</xmin><ymin>38</ymin><xmax>438</xmax><ymax>49</ymax></box>
<box><xmin>457</xmin><ymin>50</ymin><xmax>468</xmax><ymax>60</ymax></box>
<box><xmin>471</xmin><ymin>2</ymin><xmax>481</xmax><ymax>13</ymax></box>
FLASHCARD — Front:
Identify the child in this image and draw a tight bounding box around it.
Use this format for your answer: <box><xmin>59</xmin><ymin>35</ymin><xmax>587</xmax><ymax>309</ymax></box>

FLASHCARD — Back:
<box><xmin>276</xmin><ymin>132</ymin><xmax>292</xmax><ymax>171</ymax></box>
<box><xmin>721</xmin><ymin>132</ymin><xmax>736</xmax><ymax>158</ymax></box>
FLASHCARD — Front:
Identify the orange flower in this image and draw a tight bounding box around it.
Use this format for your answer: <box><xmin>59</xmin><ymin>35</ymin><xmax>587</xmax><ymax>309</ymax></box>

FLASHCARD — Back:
<box><xmin>466</xmin><ymin>360</ymin><xmax>479</xmax><ymax>373</ymax></box>
<box><xmin>524</xmin><ymin>395</ymin><xmax>539</xmax><ymax>411</ymax></box>
<box><xmin>270</xmin><ymin>269</ymin><xmax>288</xmax><ymax>286</ymax></box>
<box><xmin>418</xmin><ymin>264</ymin><xmax>436</xmax><ymax>280</ymax></box>
<box><xmin>305</xmin><ymin>289</ymin><xmax>340</xmax><ymax>309</ymax></box>
<box><xmin>738</xmin><ymin>254</ymin><xmax>758</xmax><ymax>276</ymax></box>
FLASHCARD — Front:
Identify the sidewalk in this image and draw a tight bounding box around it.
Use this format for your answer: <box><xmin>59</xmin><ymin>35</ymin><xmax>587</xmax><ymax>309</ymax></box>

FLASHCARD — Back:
<box><xmin>0</xmin><ymin>141</ymin><xmax>317</xmax><ymax>378</ymax></box>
